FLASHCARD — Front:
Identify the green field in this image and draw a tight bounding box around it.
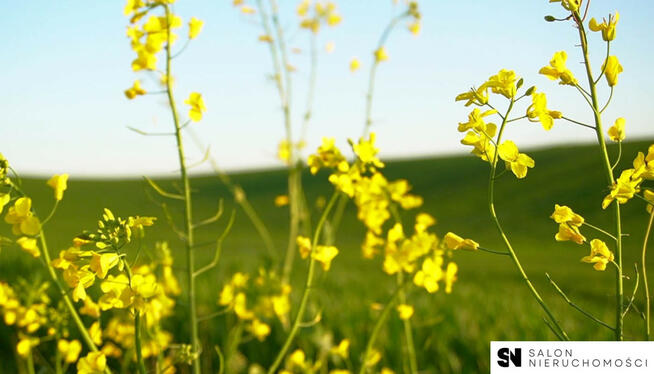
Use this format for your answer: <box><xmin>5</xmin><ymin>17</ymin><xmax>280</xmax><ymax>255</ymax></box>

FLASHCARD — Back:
<box><xmin>2</xmin><ymin>139</ymin><xmax>653</xmax><ymax>373</ymax></box>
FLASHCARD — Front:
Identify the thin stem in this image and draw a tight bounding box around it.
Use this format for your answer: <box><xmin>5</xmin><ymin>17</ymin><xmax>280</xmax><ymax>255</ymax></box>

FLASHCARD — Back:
<box><xmin>478</xmin><ymin>246</ymin><xmax>510</xmax><ymax>256</ymax></box>
<box><xmin>622</xmin><ymin>264</ymin><xmax>640</xmax><ymax>319</ymax></box>
<box><xmin>300</xmin><ymin>32</ymin><xmax>318</xmax><ymax>143</ymax></box>
<box><xmin>573</xmin><ymin>9</ymin><xmax>623</xmax><ymax>340</ymax></box>
<box><xmin>594</xmin><ymin>41</ymin><xmax>611</xmax><ymax>86</ymax></box>
<box><xmin>611</xmin><ymin>141</ymin><xmax>622</xmax><ymax>171</ymax></box>
<box><xmin>561</xmin><ymin>116</ymin><xmax>595</xmax><ymax>130</ymax></box>
<box><xmin>362</xmin><ymin>11</ymin><xmax>408</xmax><ymax>137</ymax></box>
<box><xmin>397</xmin><ymin>273</ymin><xmax>417</xmax><ymax>373</ymax></box>
<box><xmin>582</xmin><ymin>221</ymin><xmax>617</xmax><ymax>242</ymax></box>
<box><xmin>547</xmin><ymin>273</ymin><xmax>615</xmax><ymax>331</ymax></box>
<box><xmin>134</xmin><ymin>312</ymin><xmax>147</xmax><ymax>374</ymax></box>
<box><xmin>600</xmin><ymin>87</ymin><xmax>614</xmax><ymax>114</ymax></box>
<box><xmin>26</xmin><ymin>351</ymin><xmax>36</xmax><ymax>374</ymax></box>
<box><xmin>642</xmin><ymin>210</ymin><xmax>654</xmax><ymax>340</ymax></box>
<box><xmin>488</xmin><ymin>98</ymin><xmax>569</xmax><ymax>340</ymax></box>
<box><xmin>358</xmin><ymin>281</ymin><xmax>408</xmax><ymax>374</ymax></box>
<box><xmin>187</xmin><ymin>128</ymin><xmax>277</xmax><ymax>259</ymax></box>
<box><xmin>267</xmin><ymin>191</ymin><xmax>341</xmax><ymax>374</ymax></box>
<box><xmin>163</xmin><ymin>4</ymin><xmax>201</xmax><ymax>372</ymax></box>
<box><xmin>506</xmin><ymin>115</ymin><xmax>527</xmax><ymax>123</ymax></box>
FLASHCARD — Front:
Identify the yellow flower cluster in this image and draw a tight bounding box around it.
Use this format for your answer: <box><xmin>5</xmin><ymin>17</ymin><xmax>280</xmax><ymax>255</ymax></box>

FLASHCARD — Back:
<box><xmin>456</xmin><ymin>71</ymin><xmax>542</xmax><ymax>179</ymax></box>
<box><xmin>603</xmin><ymin>145</ymin><xmax>654</xmax><ymax>209</ymax></box>
<box><xmin>550</xmin><ymin>204</ymin><xmax>614</xmax><ymax>271</ymax></box>
<box><xmin>278</xmin><ymin>339</ymin><xmax>351</xmax><ymax>374</ymax></box>
<box><xmin>308</xmin><ymin>134</ymin><xmax>462</xmax><ymax>295</ymax></box>
<box><xmin>297</xmin><ymin>0</ymin><xmax>342</xmax><ymax>34</ymax></box>
<box><xmin>124</xmin><ymin>0</ymin><xmax>207</xmax><ymax>121</ymax></box>
<box><xmin>0</xmin><ymin>281</ymin><xmax>57</xmax><ymax>358</ymax></box>
<box><xmin>297</xmin><ymin>236</ymin><xmax>339</xmax><ymax>271</ymax></box>
<box><xmin>218</xmin><ymin>269</ymin><xmax>291</xmax><ymax>341</ymax></box>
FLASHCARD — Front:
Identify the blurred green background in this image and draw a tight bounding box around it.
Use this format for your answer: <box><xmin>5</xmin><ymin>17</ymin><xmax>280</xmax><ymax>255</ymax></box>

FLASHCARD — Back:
<box><xmin>1</xmin><ymin>139</ymin><xmax>653</xmax><ymax>373</ymax></box>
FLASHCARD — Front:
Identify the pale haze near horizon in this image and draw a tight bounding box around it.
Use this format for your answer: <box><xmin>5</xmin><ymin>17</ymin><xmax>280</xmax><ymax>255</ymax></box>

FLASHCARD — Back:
<box><xmin>1</xmin><ymin>0</ymin><xmax>652</xmax><ymax>177</ymax></box>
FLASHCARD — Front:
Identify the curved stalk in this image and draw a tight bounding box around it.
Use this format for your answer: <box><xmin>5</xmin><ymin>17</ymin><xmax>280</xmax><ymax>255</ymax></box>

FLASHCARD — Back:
<box><xmin>397</xmin><ymin>273</ymin><xmax>417</xmax><ymax>373</ymax></box>
<box><xmin>267</xmin><ymin>191</ymin><xmax>341</xmax><ymax>374</ymax></box>
<box><xmin>488</xmin><ymin>98</ymin><xmax>569</xmax><ymax>340</ymax></box>
<box><xmin>358</xmin><ymin>281</ymin><xmax>407</xmax><ymax>374</ymax></box>
<box><xmin>362</xmin><ymin>12</ymin><xmax>408</xmax><ymax>138</ymax></box>
<box><xmin>573</xmin><ymin>10</ymin><xmax>623</xmax><ymax>340</ymax></box>
<box><xmin>163</xmin><ymin>4</ymin><xmax>201</xmax><ymax>372</ymax></box>
<box><xmin>642</xmin><ymin>210</ymin><xmax>654</xmax><ymax>340</ymax></box>
<box><xmin>134</xmin><ymin>312</ymin><xmax>147</xmax><ymax>374</ymax></box>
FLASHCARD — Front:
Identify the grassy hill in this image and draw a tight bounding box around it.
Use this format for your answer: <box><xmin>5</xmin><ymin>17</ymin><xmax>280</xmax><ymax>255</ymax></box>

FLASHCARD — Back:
<box><xmin>1</xmin><ymin>139</ymin><xmax>653</xmax><ymax>373</ymax></box>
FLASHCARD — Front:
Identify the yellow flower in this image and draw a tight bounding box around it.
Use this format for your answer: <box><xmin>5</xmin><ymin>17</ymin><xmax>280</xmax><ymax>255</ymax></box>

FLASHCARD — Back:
<box><xmin>457</xmin><ymin>108</ymin><xmax>497</xmax><ymax>133</ymax></box>
<box><xmin>353</xmin><ymin>132</ymin><xmax>385</xmax><ymax>169</ymax></box>
<box><xmin>274</xmin><ymin>195</ymin><xmax>289</xmax><ymax>207</ymax></box>
<box><xmin>460</xmin><ymin>124</ymin><xmax>497</xmax><ymax>162</ymax></box>
<box><xmin>314</xmin><ymin>245</ymin><xmax>339</xmax><ymax>271</ymax></box>
<box><xmin>444</xmin><ymin>262</ymin><xmax>458</xmax><ymax>294</ymax></box>
<box><xmin>550</xmin><ymin>204</ymin><xmax>584</xmax><ymax>226</ymax></box>
<box><xmin>289</xmin><ymin>349</ymin><xmax>306</xmax><ymax>369</ymax></box>
<box><xmin>483</xmin><ymin>69</ymin><xmax>518</xmax><ymax>99</ymax></box>
<box><xmin>408</xmin><ymin>21</ymin><xmax>420</xmax><ymax>35</ymax></box>
<box><xmin>497</xmin><ymin>141</ymin><xmax>535</xmax><ymax>179</ymax></box>
<box><xmin>443</xmin><ymin>232</ymin><xmax>479</xmax><ymax>251</ymax></box>
<box><xmin>57</xmin><ymin>339</ymin><xmax>82</xmax><ymax>363</ymax></box>
<box><xmin>240</xmin><ymin>6</ymin><xmax>256</xmax><ymax>14</ymax></box>
<box><xmin>526</xmin><ymin>92</ymin><xmax>562</xmax><ymax>131</ymax></box>
<box><xmin>589</xmin><ymin>12</ymin><xmax>619</xmax><ymax>41</ymax></box>
<box><xmin>89</xmin><ymin>253</ymin><xmax>120</xmax><ymax>279</ymax></box>
<box><xmin>47</xmin><ymin>174</ymin><xmax>69</xmax><ymax>201</ymax></box>
<box><xmin>0</xmin><ymin>193</ymin><xmax>9</xmax><ymax>215</ymax></box>
<box><xmin>330</xmin><ymin>339</ymin><xmax>350</xmax><ymax>359</ymax></box>
<box><xmin>539</xmin><ymin>51</ymin><xmax>578</xmax><ymax>86</ymax></box>
<box><xmin>297</xmin><ymin>236</ymin><xmax>311</xmax><ymax>259</ymax></box>
<box><xmin>131</xmin><ymin>49</ymin><xmax>157</xmax><ymax>71</ymax></box>
<box><xmin>582</xmin><ymin>239</ymin><xmax>614</xmax><ymax>271</ymax></box>
<box><xmin>4</xmin><ymin>197</ymin><xmax>41</xmax><ymax>236</ymax></box>
<box><xmin>349</xmin><ymin>58</ymin><xmax>360</xmax><ymax>72</ymax></box>
<box><xmin>374</xmin><ymin>47</ymin><xmax>388</xmax><ymax>62</ymax></box>
<box><xmin>549</xmin><ymin>0</ymin><xmax>580</xmax><ymax>12</ymax></box>
<box><xmin>413</xmin><ymin>256</ymin><xmax>443</xmax><ymax>293</ymax></box>
<box><xmin>361</xmin><ymin>230</ymin><xmax>384</xmax><ymax>259</ymax></box>
<box><xmin>364</xmin><ymin>349</ymin><xmax>381</xmax><ymax>367</ymax></box>
<box><xmin>259</xmin><ymin>34</ymin><xmax>273</xmax><ymax>43</ymax></box>
<box><xmin>396</xmin><ymin>304</ymin><xmax>414</xmax><ymax>320</ymax></box>
<box><xmin>234</xmin><ymin>292</ymin><xmax>254</xmax><ymax>319</ymax></box>
<box><xmin>80</xmin><ymin>298</ymin><xmax>101</xmax><ymax>318</ymax></box>
<box><xmin>602</xmin><ymin>168</ymin><xmax>642</xmax><ymax>209</ymax></box>
<box><xmin>185</xmin><ymin>92</ymin><xmax>207</xmax><ymax>122</ymax></box>
<box><xmin>124</xmin><ymin>80</ymin><xmax>146</xmax><ymax>99</ymax></box>
<box><xmin>16</xmin><ymin>237</ymin><xmax>40</xmax><ymax>258</ymax></box>
<box><xmin>602</xmin><ymin>55</ymin><xmax>623</xmax><ymax>87</ymax></box>
<box><xmin>17</xmin><ymin>337</ymin><xmax>38</xmax><ymax>357</ymax></box>
<box><xmin>277</xmin><ymin>140</ymin><xmax>291</xmax><ymax>163</ymax></box>
<box><xmin>248</xmin><ymin>319</ymin><xmax>271</xmax><ymax>341</ymax></box>
<box><xmin>77</xmin><ymin>352</ymin><xmax>107</xmax><ymax>374</ymax></box>
<box><xmin>89</xmin><ymin>321</ymin><xmax>103</xmax><ymax>346</ymax></box>
<box><xmin>188</xmin><ymin>17</ymin><xmax>204</xmax><ymax>39</ymax></box>
<box><xmin>608</xmin><ymin>117</ymin><xmax>626</xmax><ymax>142</ymax></box>
<box><xmin>381</xmin><ymin>369</ymin><xmax>395</xmax><ymax>374</ymax></box>
<box><xmin>455</xmin><ymin>86</ymin><xmax>488</xmax><ymax>107</ymax></box>
<box><xmin>555</xmin><ymin>223</ymin><xmax>586</xmax><ymax>244</ymax></box>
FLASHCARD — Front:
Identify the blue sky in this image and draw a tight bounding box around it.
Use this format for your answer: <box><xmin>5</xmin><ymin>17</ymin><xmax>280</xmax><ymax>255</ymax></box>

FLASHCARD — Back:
<box><xmin>1</xmin><ymin>0</ymin><xmax>652</xmax><ymax>177</ymax></box>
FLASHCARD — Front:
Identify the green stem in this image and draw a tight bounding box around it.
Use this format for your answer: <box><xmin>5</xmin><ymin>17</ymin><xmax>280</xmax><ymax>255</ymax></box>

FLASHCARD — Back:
<box><xmin>642</xmin><ymin>210</ymin><xmax>654</xmax><ymax>340</ymax></box>
<box><xmin>163</xmin><ymin>4</ymin><xmax>201</xmax><ymax>372</ymax></box>
<box><xmin>358</xmin><ymin>281</ymin><xmax>407</xmax><ymax>374</ymax></box>
<box><xmin>267</xmin><ymin>191</ymin><xmax>341</xmax><ymax>374</ymax></box>
<box><xmin>26</xmin><ymin>351</ymin><xmax>35</xmax><ymax>374</ymax></box>
<box><xmin>573</xmin><ymin>10</ymin><xmax>623</xmax><ymax>340</ymax></box>
<box><xmin>134</xmin><ymin>312</ymin><xmax>147</xmax><ymax>374</ymax></box>
<box><xmin>397</xmin><ymin>273</ymin><xmax>417</xmax><ymax>373</ymax></box>
<box><xmin>362</xmin><ymin>12</ymin><xmax>408</xmax><ymax>137</ymax></box>
<box><xmin>547</xmin><ymin>273</ymin><xmax>614</xmax><ymax>331</ymax></box>
<box><xmin>488</xmin><ymin>98</ymin><xmax>569</xmax><ymax>340</ymax></box>
<box><xmin>38</xmin><ymin>231</ymin><xmax>109</xmax><ymax>371</ymax></box>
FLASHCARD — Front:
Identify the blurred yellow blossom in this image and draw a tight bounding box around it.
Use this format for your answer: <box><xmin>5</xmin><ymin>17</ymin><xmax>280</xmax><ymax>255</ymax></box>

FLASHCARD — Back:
<box><xmin>188</xmin><ymin>17</ymin><xmax>204</xmax><ymax>39</ymax></box>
